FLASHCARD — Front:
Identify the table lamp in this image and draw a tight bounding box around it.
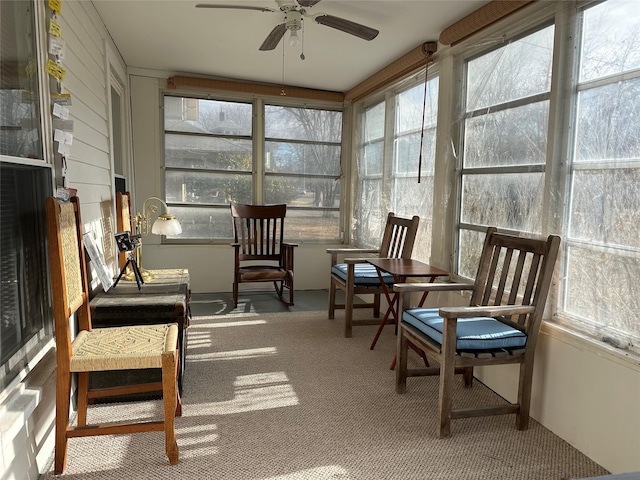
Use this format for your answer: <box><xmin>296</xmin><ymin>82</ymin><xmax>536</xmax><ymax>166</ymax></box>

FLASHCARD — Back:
<box><xmin>132</xmin><ymin>196</ymin><xmax>182</xmax><ymax>280</ymax></box>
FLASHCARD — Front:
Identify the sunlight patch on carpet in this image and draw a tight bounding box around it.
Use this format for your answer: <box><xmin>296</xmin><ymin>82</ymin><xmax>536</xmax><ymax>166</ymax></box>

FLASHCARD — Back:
<box><xmin>262</xmin><ymin>465</ymin><xmax>351</xmax><ymax>480</ymax></box>
<box><xmin>188</xmin><ymin>318</ymin><xmax>267</xmax><ymax>328</ymax></box>
<box><xmin>188</xmin><ymin>346</ymin><xmax>278</xmax><ymax>362</ymax></box>
<box><xmin>193</xmin><ymin>371</ymin><xmax>298</xmax><ymax>414</ymax></box>
<box><xmin>233</xmin><ymin>371</ymin><xmax>289</xmax><ymax>387</ymax></box>
<box><xmin>177</xmin><ymin>423</ymin><xmax>220</xmax><ymax>457</ymax></box>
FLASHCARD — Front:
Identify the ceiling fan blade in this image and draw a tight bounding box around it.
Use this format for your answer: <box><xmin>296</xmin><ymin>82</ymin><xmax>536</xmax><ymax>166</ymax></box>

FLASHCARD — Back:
<box><xmin>297</xmin><ymin>0</ymin><xmax>321</xmax><ymax>7</ymax></box>
<box><xmin>314</xmin><ymin>14</ymin><xmax>379</xmax><ymax>41</ymax></box>
<box><xmin>195</xmin><ymin>4</ymin><xmax>275</xmax><ymax>12</ymax></box>
<box><xmin>259</xmin><ymin>23</ymin><xmax>287</xmax><ymax>51</ymax></box>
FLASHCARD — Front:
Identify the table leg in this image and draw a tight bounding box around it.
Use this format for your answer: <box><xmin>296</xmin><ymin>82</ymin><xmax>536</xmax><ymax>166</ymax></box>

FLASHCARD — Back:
<box><xmin>370</xmin><ymin>272</ymin><xmax>402</xmax><ymax>350</ymax></box>
<box><xmin>389</xmin><ymin>275</ymin><xmax>439</xmax><ymax>369</ymax></box>
<box><xmin>370</xmin><ymin>293</ymin><xmax>397</xmax><ymax>350</ymax></box>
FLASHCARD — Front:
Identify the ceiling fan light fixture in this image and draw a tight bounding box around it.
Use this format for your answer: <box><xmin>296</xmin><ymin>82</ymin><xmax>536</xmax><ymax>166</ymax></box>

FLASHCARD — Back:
<box><xmin>288</xmin><ymin>29</ymin><xmax>301</xmax><ymax>47</ymax></box>
<box><xmin>285</xmin><ymin>10</ymin><xmax>302</xmax><ymax>30</ymax></box>
<box><xmin>199</xmin><ymin>0</ymin><xmax>379</xmax><ymax>51</ymax></box>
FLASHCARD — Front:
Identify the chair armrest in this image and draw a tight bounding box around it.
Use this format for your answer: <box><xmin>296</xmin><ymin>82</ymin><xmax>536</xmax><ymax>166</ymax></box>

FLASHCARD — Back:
<box><xmin>343</xmin><ymin>257</ymin><xmax>374</xmax><ymax>264</ymax></box>
<box><xmin>230</xmin><ymin>243</ymin><xmax>240</xmax><ymax>248</ymax></box>
<box><xmin>281</xmin><ymin>243</ymin><xmax>295</xmax><ymax>270</ymax></box>
<box><xmin>327</xmin><ymin>248</ymin><xmax>380</xmax><ymax>267</ymax></box>
<box><xmin>393</xmin><ymin>282</ymin><xmax>475</xmax><ymax>293</ymax></box>
<box><xmin>326</xmin><ymin>248</ymin><xmax>380</xmax><ymax>255</ymax></box>
<box><xmin>438</xmin><ymin>304</ymin><xmax>535</xmax><ymax>319</ymax></box>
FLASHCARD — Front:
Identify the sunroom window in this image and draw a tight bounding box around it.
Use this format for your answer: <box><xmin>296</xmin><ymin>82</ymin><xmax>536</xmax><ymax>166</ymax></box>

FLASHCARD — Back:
<box><xmin>164</xmin><ymin>96</ymin><xmax>253</xmax><ymax>239</ymax></box>
<box><xmin>163</xmin><ymin>95</ymin><xmax>342</xmax><ymax>242</ymax></box>
<box><xmin>560</xmin><ymin>0</ymin><xmax>640</xmax><ymax>353</ymax></box>
<box><xmin>264</xmin><ymin>105</ymin><xmax>342</xmax><ymax>242</ymax></box>
<box><xmin>353</xmin><ymin>72</ymin><xmax>438</xmax><ymax>260</ymax></box>
<box><xmin>0</xmin><ymin>0</ymin><xmax>43</xmax><ymax>159</ymax></box>
<box><xmin>457</xmin><ymin>25</ymin><xmax>555</xmax><ymax>278</ymax></box>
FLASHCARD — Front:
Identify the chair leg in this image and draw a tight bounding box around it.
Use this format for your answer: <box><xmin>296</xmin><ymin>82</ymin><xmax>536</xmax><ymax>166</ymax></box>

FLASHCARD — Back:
<box><xmin>462</xmin><ymin>367</ymin><xmax>474</xmax><ymax>387</ymax></box>
<box><xmin>438</xmin><ymin>317</ymin><xmax>457</xmax><ymax>438</ymax></box>
<box><xmin>54</xmin><ymin>369</ymin><xmax>72</xmax><ymax>474</ymax></box>
<box><xmin>344</xmin><ymin>278</ymin><xmax>355</xmax><ymax>338</ymax></box>
<box><xmin>162</xmin><ymin>351</ymin><xmax>179</xmax><ymax>465</ymax></box>
<box><xmin>274</xmin><ymin>280</ymin><xmax>284</xmax><ymax>302</ymax></box>
<box><xmin>516</xmin><ymin>359</ymin><xmax>534</xmax><ymax>430</ymax></box>
<box><xmin>233</xmin><ymin>281</ymin><xmax>238</xmax><ymax>308</ymax></box>
<box><xmin>373</xmin><ymin>293</ymin><xmax>381</xmax><ymax>318</ymax></box>
<box><xmin>395</xmin><ymin>326</ymin><xmax>409</xmax><ymax>394</ymax></box>
<box><xmin>76</xmin><ymin>372</ymin><xmax>90</xmax><ymax>427</ymax></box>
<box><xmin>289</xmin><ymin>273</ymin><xmax>294</xmax><ymax>306</ymax></box>
<box><xmin>273</xmin><ymin>278</ymin><xmax>294</xmax><ymax>306</ymax></box>
<box><xmin>328</xmin><ymin>279</ymin><xmax>336</xmax><ymax>319</ymax></box>
<box><xmin>175</xmin><ymin>353</ymin><xmax>183</xmax><ymax>418</ymax></box>
<box><xmin>343</xmin><ymin>263</ymin><xmax>360</xmax><ymax>337</ymax></box>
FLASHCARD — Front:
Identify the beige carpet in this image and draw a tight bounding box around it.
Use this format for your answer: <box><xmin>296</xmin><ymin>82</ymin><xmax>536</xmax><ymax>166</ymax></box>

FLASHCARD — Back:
<box><xmin>44</xmin><ymin>309</ymin><xmax>609</xmax><ymax>479</ymax></box>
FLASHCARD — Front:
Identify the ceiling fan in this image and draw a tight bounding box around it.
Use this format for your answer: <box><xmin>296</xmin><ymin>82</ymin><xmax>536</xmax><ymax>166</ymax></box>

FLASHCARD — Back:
<box><xmin>195</xmin><ymin>0</ymin><xmax>379</xmax><ymax>51</ymax></box>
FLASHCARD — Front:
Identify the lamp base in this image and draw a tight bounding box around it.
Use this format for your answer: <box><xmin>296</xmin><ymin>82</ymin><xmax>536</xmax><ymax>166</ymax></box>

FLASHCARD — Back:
<box><xmin>123</xmin><ymin>267</ymin><xmax>154</xmax><ymax>281</ymax></box>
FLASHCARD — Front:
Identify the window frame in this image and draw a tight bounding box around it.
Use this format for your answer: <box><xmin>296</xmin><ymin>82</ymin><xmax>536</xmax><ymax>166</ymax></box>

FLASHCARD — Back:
<box><xmin>263</xmin><ymin>102</ymin><xmax>343</xmax><ymax>243</ymax></box>
<box><xmin>352</xmin><ymin>67</ymin><xmax>439</xmax><ymax>259</ymax></box>
<box><xmin>0</xmin><ymin>0</ymin><xmax>56</xmax><ymax>394</ymax></box>
<box><xmin>160</xmin><ymin>92</ymin><xmax>344</xmax><ymax>244</ymax></box>
<box><xmin>554</xmin><ymin>0</ymin><xmax>640</xmax><ymax>354</ymax></box>
<box><xmin>447</xmin><ymin>0</ymin><xmax>640</xmax><ymax>359</ymax></box>
<box><xmin>454</xmin><ymin>21</ymin><xmax>556</xmax><ymax>279</ymax></box>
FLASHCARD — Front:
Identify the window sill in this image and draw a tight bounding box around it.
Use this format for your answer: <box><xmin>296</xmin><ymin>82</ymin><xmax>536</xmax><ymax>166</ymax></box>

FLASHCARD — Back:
<box><xmin>0</xmin><ymin>346</ymin><xmax>56</xmax><ymax>443</ymax></box>
<box><xmin>541</xmin><ymin>321</ymin><xmax>640</xmax><ymax>372</ymax></box>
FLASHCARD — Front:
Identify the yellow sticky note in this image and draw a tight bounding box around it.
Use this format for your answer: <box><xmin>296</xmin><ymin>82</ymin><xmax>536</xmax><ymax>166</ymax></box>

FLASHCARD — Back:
<box><xmin>48</xmin><ymin>0</ymin><xmax>61</xmax><ymax>14</ymax></box>
<box><xmin>25</xmin><ymin>58</ymin><xmax>37</xmax><ymax>77</ymax></box>
<box><xmin>45</xmin><ymin>59</ymin><xmax>66</xmax><ymax>81</ymax></box>
<box><xmin>50</xmin><ymin>19</ymin><xmax>62</xmax><ymax>37</ymax></box>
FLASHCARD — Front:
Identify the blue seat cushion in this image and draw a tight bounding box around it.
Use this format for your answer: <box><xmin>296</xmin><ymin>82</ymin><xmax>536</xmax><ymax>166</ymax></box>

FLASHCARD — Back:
<box><xmin>402</xmin><ymin>307</ymin><xmax>527</xmax><ymax>351</ymax></box>
<box><xmin>331</xmin><ymin>263</ymin><xmax>395</xmax><ymax>286</ymax></box>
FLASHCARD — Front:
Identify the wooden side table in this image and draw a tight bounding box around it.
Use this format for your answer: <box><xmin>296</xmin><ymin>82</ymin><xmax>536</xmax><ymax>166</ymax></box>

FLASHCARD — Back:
<box><xmin>366</xmin><ymin>258</ymin><xmax>449</xmax><ymax>350</ymax></box>
<box><xmin>366</xmin><ymin>259</ymin><xmax>449</xmax><ymax>369</ymax></box>
<box><xmin>90</xmin><ymin>268</ymin><xmax>191</xmax><ymax>396</ymax></box>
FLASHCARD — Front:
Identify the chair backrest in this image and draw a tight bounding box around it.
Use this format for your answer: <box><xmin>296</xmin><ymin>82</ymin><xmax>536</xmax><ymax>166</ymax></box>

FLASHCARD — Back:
<box><xmin>231</xmin><ymin>203</ymin><xmax>287</xmax><ymax>262</ymax></box>
<box><xmin>470</xmin><ymin>227</ymin><xmax>561</xmax><ymax>341</ymax></box>
<box><xmin>116</xmin><ymin>191</ymin><xmax>133</xmax><ymax>270</ymax></box>
<box><xmin>116</xmin><ymin>191</ymin><xmax>133</xmax><ymax>233</ymax></box>
<box><xmin>378</xmin><ymin>212</ymin><xmax>420</xmax><ymax>259</ymax></box>
<box><xmin>46</xmin><ymin>196</ymin><xmax>93</xmax><ymax>361</ymax></box>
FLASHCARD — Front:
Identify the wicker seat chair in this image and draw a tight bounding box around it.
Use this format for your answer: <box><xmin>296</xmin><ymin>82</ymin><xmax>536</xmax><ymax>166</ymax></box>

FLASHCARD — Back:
<box><xmin>46</xmin><ymin>196</ymin><xmax>181</xmax><ymax>474</ymax></box>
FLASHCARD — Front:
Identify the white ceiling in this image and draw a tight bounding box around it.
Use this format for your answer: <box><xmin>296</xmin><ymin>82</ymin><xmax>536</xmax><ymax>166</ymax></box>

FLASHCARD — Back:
<box><xmin>92</xmin><ymin>0</ymin><xmax>489</xmax><ymax>93</ymax></box>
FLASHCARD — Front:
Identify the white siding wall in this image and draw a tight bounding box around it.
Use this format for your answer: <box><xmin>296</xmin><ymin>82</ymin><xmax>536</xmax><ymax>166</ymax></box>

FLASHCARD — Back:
<box><xmin>0</xmin><ymin>1</ymin><xmax>126</xmax><ymax>478</ymax></box>
<box><xmin>61</xmin><ymin>1</ymin><xmax>119</xmax><ymax>271</ymax></box>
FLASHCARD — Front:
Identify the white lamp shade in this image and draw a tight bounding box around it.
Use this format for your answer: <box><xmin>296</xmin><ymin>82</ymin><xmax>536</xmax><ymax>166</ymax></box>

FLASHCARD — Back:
<box><xmin>151</xmin><ymin>216</ymin><xmax>182</xmax><ymax>235</ymax></box>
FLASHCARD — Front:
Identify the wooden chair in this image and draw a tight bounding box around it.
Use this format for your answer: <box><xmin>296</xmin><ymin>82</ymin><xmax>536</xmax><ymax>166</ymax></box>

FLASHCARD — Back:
<box><xmin>327</xmin><ymin>212</ymin><xmax>420</xmax><ymax>337</ymax></box>
<box><xmin>395</xmin><ymin>226</ymin><xmax>560</xmax><ymax>437</ymax></box>
<box><xmin>46</xmin><ymin>196</ymin><xmax>181</xmax><ymax>474</ymax></box>
<box><xmin>230</xmin><ymin>203</ymin><xmax>297</xmax><ymax>308</ymax></box>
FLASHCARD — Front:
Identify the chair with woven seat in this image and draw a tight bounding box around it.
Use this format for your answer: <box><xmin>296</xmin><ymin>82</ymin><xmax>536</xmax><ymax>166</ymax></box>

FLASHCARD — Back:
<box><xmin>230</xmin><ymin>203</ymin><xmax>297</xmax><ymax>308</ymax></box>
<box><xmin>395</xmin><ymin>226</ymin><xmax>560</xmax><ymax>438</ymax></box>
<box><xmin>46</xmin><ymin>196</ymin><xmax>181</xmax><ymax>474</ymax></box>
<box><xmin>327</xmin><ymin>212</ymin><xmax>419</xmax><ymax>337</ymax></box>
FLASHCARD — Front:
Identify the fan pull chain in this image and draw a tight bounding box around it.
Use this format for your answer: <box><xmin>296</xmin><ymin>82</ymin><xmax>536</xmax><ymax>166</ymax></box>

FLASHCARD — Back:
<box><xmin>417</xmin><ymin>57</ymin><xmax>430</xmax><ymax>183</ymax></box>
<box><xmin>300</xmin><ymin>19</ymin><xmax>306</xmax><ymax>60</ymax></box>
<box><xmin>281</xmin><ymin>40</ymin><xmax>286</xmax><ymax>96</ymax></box>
